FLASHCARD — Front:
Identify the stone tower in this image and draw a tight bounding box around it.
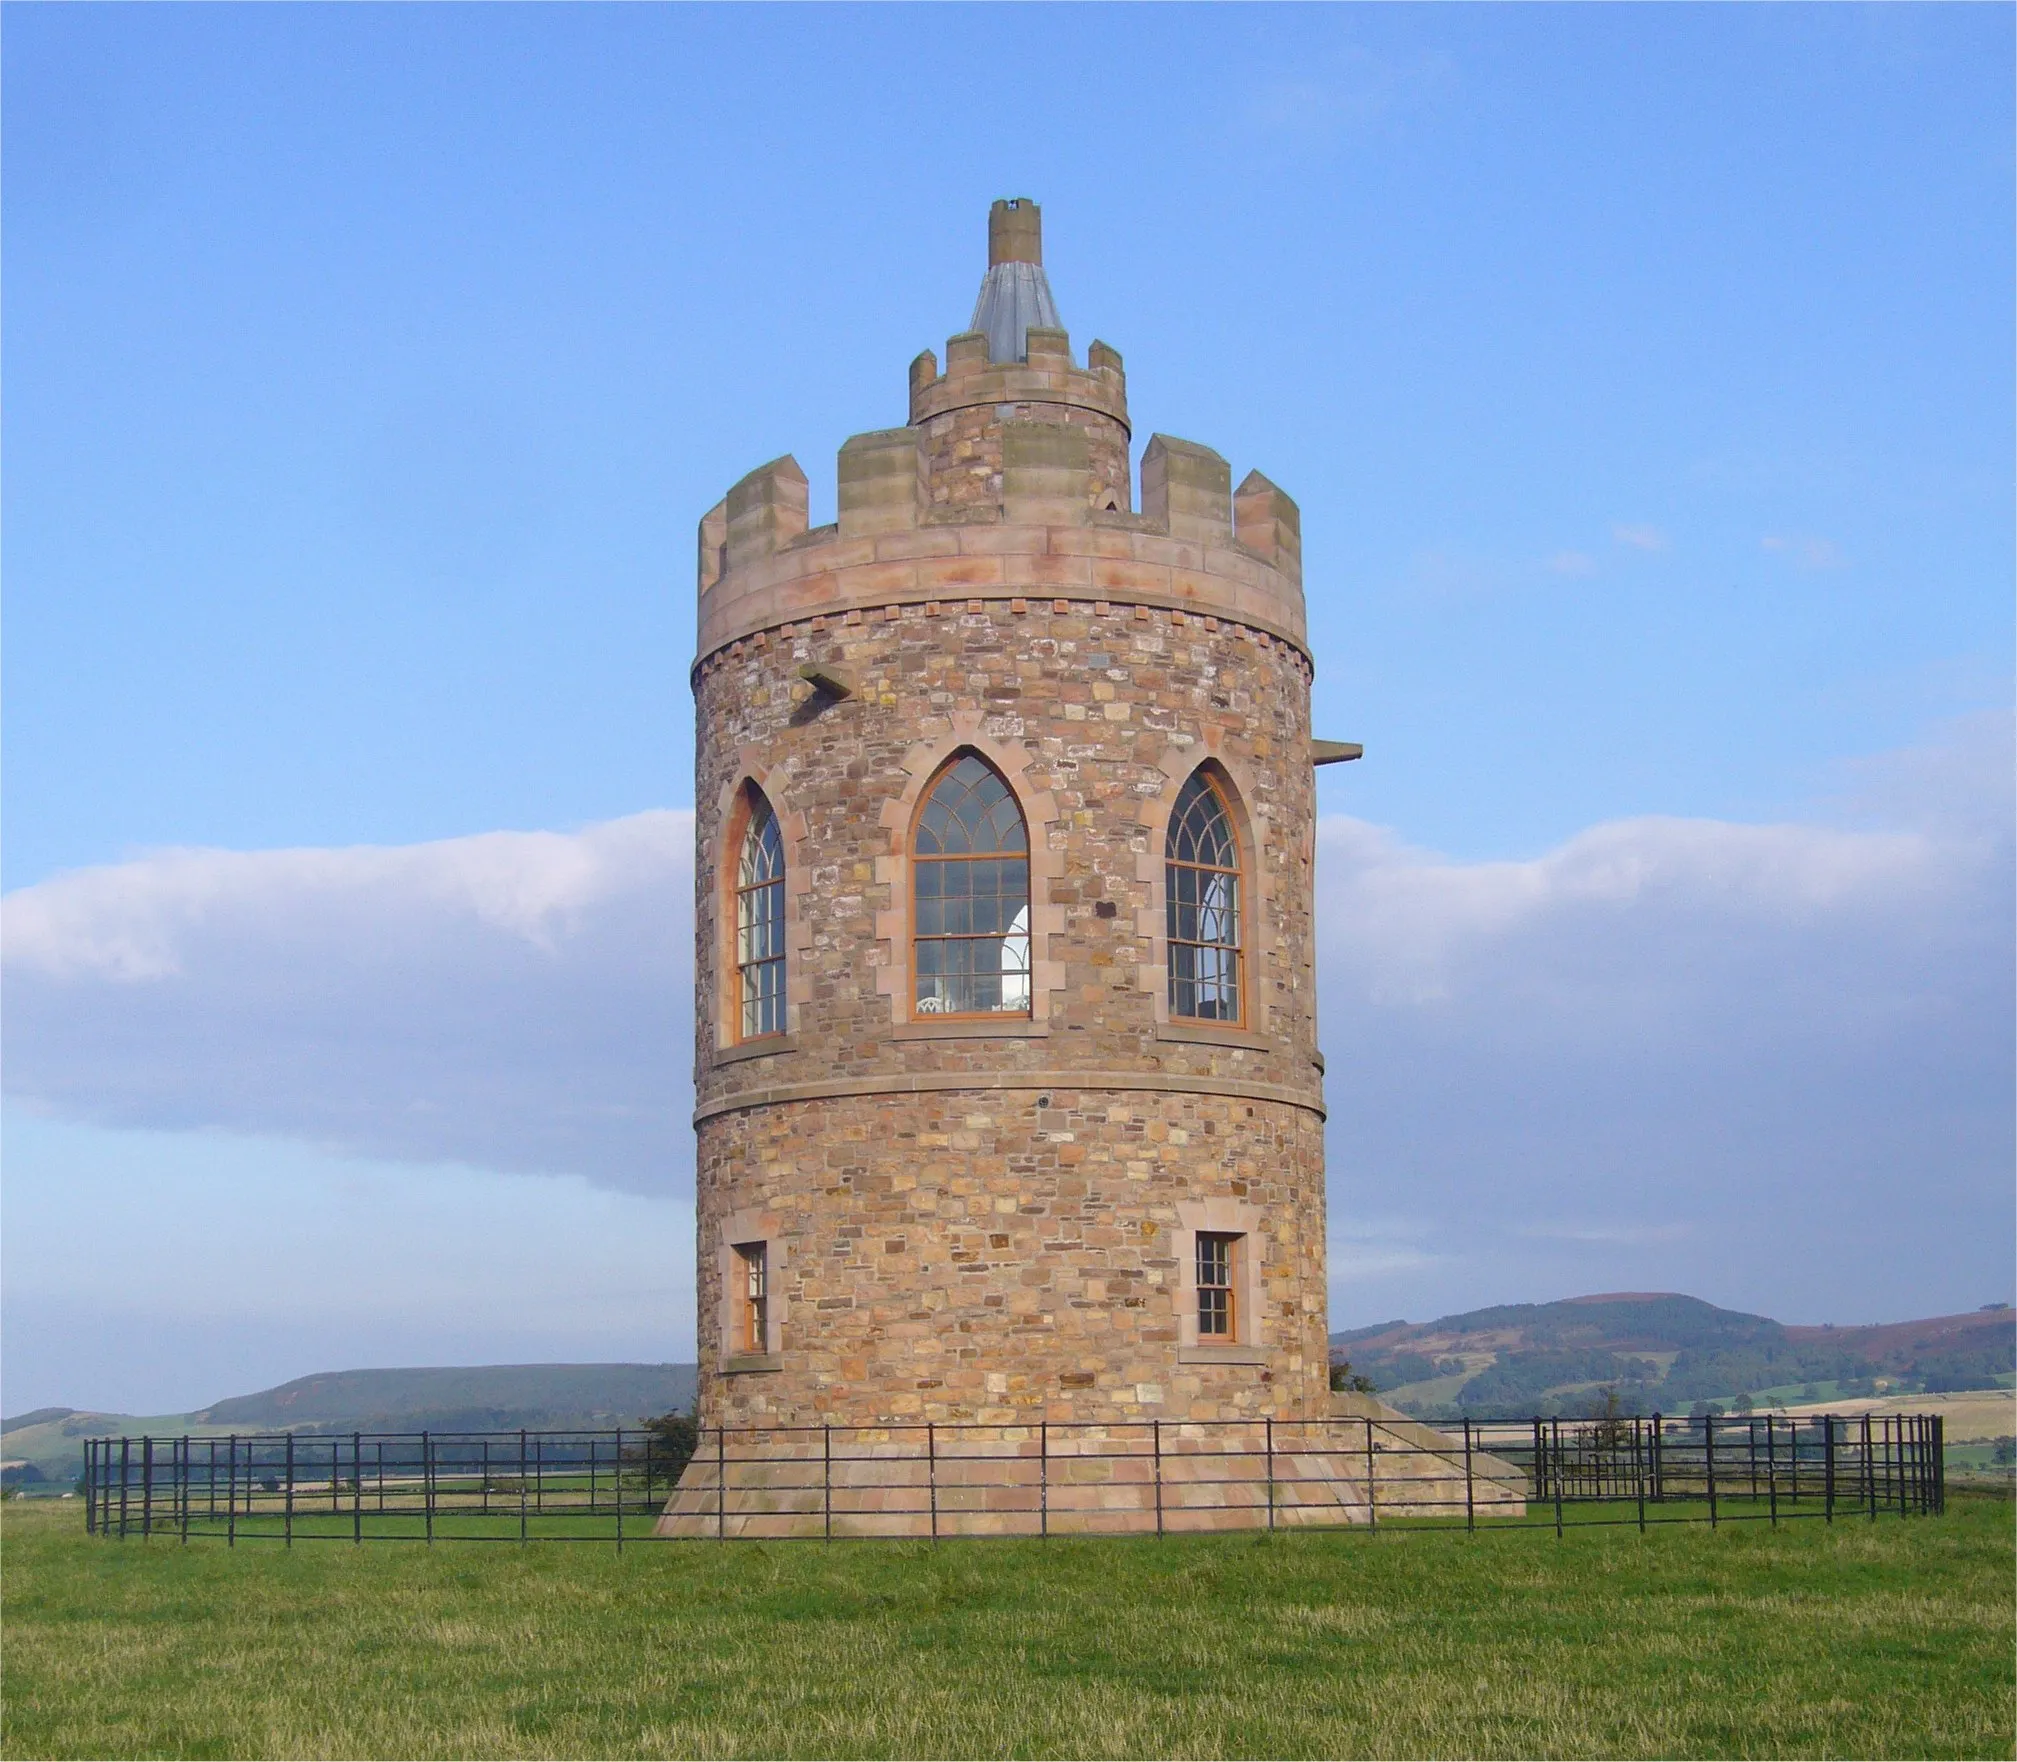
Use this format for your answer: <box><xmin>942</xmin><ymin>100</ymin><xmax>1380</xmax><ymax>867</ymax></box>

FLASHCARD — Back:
<box><xmin>665</xmin><ymin>201</ymin><xmax>1404</xmax><ymax>1533</ymax></box>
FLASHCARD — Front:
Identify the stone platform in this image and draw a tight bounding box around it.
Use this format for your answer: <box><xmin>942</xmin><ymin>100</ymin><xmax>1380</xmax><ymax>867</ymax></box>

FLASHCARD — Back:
<box><xmin>657</xmin><ymin>1404</ymin><xmax>1526</xmax><ymax>1539</ymax></box>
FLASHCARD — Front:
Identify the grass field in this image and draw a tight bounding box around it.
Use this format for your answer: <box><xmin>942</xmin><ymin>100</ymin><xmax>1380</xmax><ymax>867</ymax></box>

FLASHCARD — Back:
<box><xmin>4</xmin><ymin>1494</ymin><xmax>2012</xmax><ymax>1759</ymax></box>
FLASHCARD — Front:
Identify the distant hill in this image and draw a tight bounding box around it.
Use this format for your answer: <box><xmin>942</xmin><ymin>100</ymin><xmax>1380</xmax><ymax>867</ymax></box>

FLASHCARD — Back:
<box><xmin>195</xmin><ymin>1363</ymin><xmax>697</xmax><ymax>1432</ymax></box>
<box><xmin>1331</xmin><ymin>1296</ymin><xmax>2015</xmax><ymax>1421</ymax></box>
<box><xmin>2</xmin><ymin>1363</ymin><xmax>698</xmax><ymax>1490</ymax></box>
<box><xmin>1</xmin><ymin>1407</ymin><xmax>78</xmax><ymax>1436</ymax></box>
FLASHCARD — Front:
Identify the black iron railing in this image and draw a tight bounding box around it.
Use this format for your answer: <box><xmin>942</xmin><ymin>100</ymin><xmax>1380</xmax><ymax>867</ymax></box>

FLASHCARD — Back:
<box><xmin>81</xmin><ymin>1411</ymin><xmax>1944</xmax><ymax>1546</ymax></box>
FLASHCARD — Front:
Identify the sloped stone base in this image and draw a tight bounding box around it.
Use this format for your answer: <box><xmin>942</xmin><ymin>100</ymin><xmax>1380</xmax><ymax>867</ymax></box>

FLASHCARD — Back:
<box><xmin>656</xmin><ymin>1413</ymin><xmax>1525</xmax><ymax>1539</ymax></box>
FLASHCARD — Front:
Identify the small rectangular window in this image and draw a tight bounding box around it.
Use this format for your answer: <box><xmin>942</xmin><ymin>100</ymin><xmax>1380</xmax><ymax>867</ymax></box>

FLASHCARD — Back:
<box><xmin>734</xmin><ymin>1242</ymin><xmax>768</xmax><ymax>1354</ymax></box>
<box><xmin>1197</xmin><ymin>1232</ymin><xmax>1238</xmax><ymax>1340</ymax></box>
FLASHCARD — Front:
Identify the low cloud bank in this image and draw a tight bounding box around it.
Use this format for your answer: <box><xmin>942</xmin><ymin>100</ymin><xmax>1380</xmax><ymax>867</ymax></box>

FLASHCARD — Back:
<box><xmin>4</xmin><ymin>716</ymin><xmax>2009</xmax><ymax>1320</ymax></box>
<box><xmin>4</xmin><ymin>813</ymin><xmax>693</xmax><ymax>1192</ymax></box>
<box><xmin>1318</xmin><ymin>713</ymin><xmax>2013</xmax><ymax>1321</ymax></box>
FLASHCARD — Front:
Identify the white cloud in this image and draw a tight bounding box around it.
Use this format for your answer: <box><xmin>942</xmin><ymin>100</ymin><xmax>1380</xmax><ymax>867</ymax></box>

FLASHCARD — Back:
<box><xmin>1546</xmin><ymin>550</ymin><xmax>1599</xmax><ymax>578</ymax></box>
<box><xmin>4</xmin><ymin>717</ymin><xmax>2010</xmax><ymax>1332</ymax></box>
<box><xmin>1241</xmin><ymin>44</ymin><xmax>1456</xmax><ymax>145</ymax></box>
<box><xmin>1763</xmin><ymin>533</ymin><xmax>1845</xmax><ymax>570</ymax></box>
<box><xmin>1319</xmin><ymin>712</ymin><xmax>2013</xmax><ymax>1325</ymax></box>
<box><xmin>1611</xmin><ymin>523</ymin><xmax>1668</xmax><ymax>552</ymax></box>
<box><xmin>1515</xmin><ymin>1222</ymin><xmax>1693</xmax><ymax>1246</ymax></box>
<box><xmin>3</xmin><ymin>812</ymin><xmax>693</xmax><ymax>1193</ymax></box>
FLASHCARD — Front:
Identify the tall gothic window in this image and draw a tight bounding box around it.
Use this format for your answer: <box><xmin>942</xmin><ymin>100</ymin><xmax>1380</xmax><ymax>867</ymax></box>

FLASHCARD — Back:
<box><xmin>1166</xmin><ymin>769</ymin><xmax>1242</xmax><ymax>1023</ymax></box>
<box><xmin>735</xmin><ymin>794</ymin><xmax>786</xmax><ymax>1040</ymax></box>
<box><xmin>913</xmin><ymin>753</ymin><xmax>1031</xmax><ymax>1017</ymax></box>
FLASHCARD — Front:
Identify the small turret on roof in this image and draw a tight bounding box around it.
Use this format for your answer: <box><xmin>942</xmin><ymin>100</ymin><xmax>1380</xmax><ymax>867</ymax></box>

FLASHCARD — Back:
<box><xmin>970</xmin><ymin>198</ymin><xmax>1063</xmax><ymax>364</ymax></box>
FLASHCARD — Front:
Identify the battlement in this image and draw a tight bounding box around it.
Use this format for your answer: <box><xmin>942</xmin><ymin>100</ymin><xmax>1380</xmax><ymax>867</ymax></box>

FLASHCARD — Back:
<box><xmin>696</xmin><ymin>433</ymin><xmax>1299</xmax><ymax>585</ymax></box>
<box><xmin>906</xmin><ymin>332</ymin><xmax>1129</xmax><ymax>430</ymax></box>
<box><xmin>692</xmin><ymin>200</ymin><xmax>1305</xmax><ymax>658</ymax></box>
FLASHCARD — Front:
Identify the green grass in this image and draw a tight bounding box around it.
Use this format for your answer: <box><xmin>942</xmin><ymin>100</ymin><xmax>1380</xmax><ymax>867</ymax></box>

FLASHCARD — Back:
<box><xmin>4</xmin><ymin>1495</ymin><xmax>2012</xmax><ymax>1759</ymax></box>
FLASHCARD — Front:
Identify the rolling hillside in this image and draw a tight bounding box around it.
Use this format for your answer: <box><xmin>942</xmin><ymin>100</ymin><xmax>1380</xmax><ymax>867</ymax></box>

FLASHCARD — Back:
<box><xmin>2</xmin><ymin>1363</ymin><xmax>697</xmax><ymax>1490</ymax></box>
<box><xmin>1331</xmin><ymin>1295</ymin><xmax>2016</xmax><ymax>1421</ymax></box>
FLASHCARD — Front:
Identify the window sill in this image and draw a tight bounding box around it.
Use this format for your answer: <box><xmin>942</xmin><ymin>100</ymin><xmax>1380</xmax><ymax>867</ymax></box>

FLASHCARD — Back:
<box><xmin>715</xmin><ymin>1034</ymin><xmax>795</xmax><ymax>1066</ymax></box>
<box><xmin>894</xmin><ymin>1019</ymin><xmax>1049</xmax><ymax>1041</ymax></box>
<box><xmin>1179</xmin><ymin>1345</ymin><xmax>1270</xmax><ymax>1366</ymax></box>
<box><xmin>720</xmin><ymin>1353</ymin><xmax>783</xmax><ymax>1375</ymax></box>
<box><xmin>1158</xmin><ymin>1023</ymin><xmax>1273</xmax><ymax>1054</ymax></box>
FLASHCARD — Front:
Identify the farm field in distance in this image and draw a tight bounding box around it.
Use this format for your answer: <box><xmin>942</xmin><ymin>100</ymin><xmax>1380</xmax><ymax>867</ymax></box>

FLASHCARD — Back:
<box><xmin>4</xmin><ymin>1492</ymin><xmax>2011</xmax><ymax>1759</ymax></box>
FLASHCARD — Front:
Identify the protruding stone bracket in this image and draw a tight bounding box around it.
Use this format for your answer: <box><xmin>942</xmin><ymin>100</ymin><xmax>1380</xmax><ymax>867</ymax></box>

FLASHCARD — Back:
<box><xmin>797</xmin><ymin>662</ymin><xmax>855</xmax><ymax>700</ymax></box>
<box><xmin>1142</xmin><ymin>435</ymin><xmax>1232</xmax><ymax>544</ymax></box>
<box><xmin>1311</xmin><ymin>740</ymin><xmax>1363</xmax><ymax>765</ymax></box>
<box><xmin>725</xmin><ymin>456</ymin><xmax>809</xmax><ymax>573</ymax></box>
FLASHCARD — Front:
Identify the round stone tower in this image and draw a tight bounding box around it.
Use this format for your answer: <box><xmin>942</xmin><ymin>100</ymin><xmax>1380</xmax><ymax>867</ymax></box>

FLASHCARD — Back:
<box><xmin>685</xmin><ymin>200</ymin><xmax>1332</xmax><ymax>1460</ymax></box>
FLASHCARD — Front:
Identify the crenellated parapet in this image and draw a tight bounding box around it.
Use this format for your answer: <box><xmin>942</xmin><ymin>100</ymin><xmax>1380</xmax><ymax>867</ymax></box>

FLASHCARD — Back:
<box><xmin>692</xmin><ymin>429</ymin><xmax>1307</xmax><ymax>668</ymax></box>
<box><xmin>691</xmin><ymin>199</ymin><xmax>1308</xmax><ymax>665</ymax></box>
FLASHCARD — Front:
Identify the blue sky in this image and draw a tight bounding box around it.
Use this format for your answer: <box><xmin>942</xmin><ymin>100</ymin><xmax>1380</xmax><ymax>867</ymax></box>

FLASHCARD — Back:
<box><xmin>5</xmin><ymin>5</ymin><xmax>2011</xmax><ymax>1414</ymax></box>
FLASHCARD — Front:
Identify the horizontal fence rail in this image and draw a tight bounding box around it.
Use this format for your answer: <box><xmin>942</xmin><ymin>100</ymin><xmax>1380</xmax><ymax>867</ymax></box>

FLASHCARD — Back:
<box><xmin>81</xmin><ymin>1412</ymin><xmax>1944</xmax><ymax>1546</ymax></box>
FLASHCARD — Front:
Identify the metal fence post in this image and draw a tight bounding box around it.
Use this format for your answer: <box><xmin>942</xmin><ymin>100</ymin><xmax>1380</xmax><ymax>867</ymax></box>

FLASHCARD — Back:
<box><xmin>927</xmin><ymin>1422</ymin><xmax>938</xmax><ymax>1543</ymax></box>
<box><xmin>1039</xmin><ymin>1421</ymin><xmax>1048</xmax><ymax>1540</ymax></box>
<box><xmin>716</xmin><ymin>1426</ymin><xmax>726</xmax><ymax>1541</ymax></box>
<box><xmin>519</xmin><ymin>1430</ymin><xmax>528</xmax><ymax>1544</ymax></box>
<box><xmin>141</xmin><ymin>1437</ymin><xmax>154</xmax><ymax>1539</ymax></box>
<box><xmin>423</xmin><ymin>1431</ymin><xmax>434</xmax><ymax>1545</ymax></box>
<box><xmin>615</xmin><ymin>1426</ymin><xmax>624</xmax><ymax>1554</ymax></box>
<box><xmin>352</xmin><ymin>1433</ymin><xmax>363</xmax><ymax>1544</ymax></box>
<box><xmin>1153</xmin><ymin>1420</ymin><xmax>1163</xmax><ymax>1538</ymax></box>
<box><xmin>1551</xmin><ymin>1420</ymin><xmax>1564</xmax><ymax>1538</ymax></box>
<box><xmin>1365</xmin><ymin>1418</ymin><xmax>1377</xmax><ymax>1531</ymax></box>
<box><xmin>1704</xmin><ymin>1414</ymin><xmax>1717</xmax><ymax>1529</ymax></box>
<box><xmin>1265</xmin><ymin>1417</ymin><xmax>1276</xmax><ymax>1533</ymax></box>
<box><xmin>1767</xmin><ymin>1415</ymin><xmax>1779</xmax><ymax>1527</ymax></box>
<box><xmin>1861</xmin><ymin>1413</ymin><xmax>1875</xmax><ymax>1521</ymax></box>
<box><xmin>179</xmin><ymin>1438</ymin><xmax>190</xmax><ymax>1543</ymax></box>
<box><xmin>1464</xmin><ymin>1419</ymin><xmax>1476</xmax><ymax>1533</ymax></box>
<box><xmin>225</xmin><ymin>1436</ymin><xmax>237</xmax><ymax>1547</ymax></box>
<box><xmin>284</xmin><ymin>1433</ymin><xmax>295</xmax><ymax>1547</ymax></box>
<box><xmin>1823</xmin><ymin>1416</ymin><xmax>1835</xmax><ymax>1522</ymax></box>
<box><xmin>1635</xmin><ymin>1418</ymin><xmax>1647</xmax><ymax>1534</ymax></box>
<box><xmin>824</xmin><ymin>1424</ymin><xmax>832</xmax><ymax>1542</ymax></box>
<box><xmin>83</xmin><ymin>1441</ymin><xmax>96</xmax><ymax>1535</ymax></box>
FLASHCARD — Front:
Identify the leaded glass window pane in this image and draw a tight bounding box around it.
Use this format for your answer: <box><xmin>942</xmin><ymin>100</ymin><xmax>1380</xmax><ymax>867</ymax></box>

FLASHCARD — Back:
<box><xmin>1166</xmin><ymin>771</ymin><xmax>1242</xmax><ymax>1022</ymax></box>
<box><xmin>736</xmin><ymin>797</ymin><xmax>786</xmax><ymax>1039</ymax></box>
<box><xmin>913</xmin><ymin>755</ymin><xmax>1032</xmax><ymax>1016</ymax></box>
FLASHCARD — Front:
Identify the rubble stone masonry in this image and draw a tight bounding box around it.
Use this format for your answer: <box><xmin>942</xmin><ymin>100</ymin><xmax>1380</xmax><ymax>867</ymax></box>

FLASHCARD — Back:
<box><xmin>686</xmin><ymin>201</ymin><xmax>1331</xmax><ymax>1440</ymax></box>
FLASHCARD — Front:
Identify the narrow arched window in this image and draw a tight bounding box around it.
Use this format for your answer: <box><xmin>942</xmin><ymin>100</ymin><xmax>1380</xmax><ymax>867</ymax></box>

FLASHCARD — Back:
<box><xmin>913</xmin><ymin>753</ymin><xmax>1031</xmax><ymax>1018</ymax></box>
<box><xmin>1167</xmin><ymin>770</ymin><xmax>1242</xmax><ymax>1023</ymax></box>
<box><xmin>735</xmin><ymin>795</ymin><xmax>786</xmax><ymax>1039</ymax></box>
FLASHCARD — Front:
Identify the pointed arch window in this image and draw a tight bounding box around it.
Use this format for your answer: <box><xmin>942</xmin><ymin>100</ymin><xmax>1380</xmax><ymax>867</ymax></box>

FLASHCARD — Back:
<box><xmin>913</xmin><ymin>753</ymin><xmax>1031</xmax><ymax>1018</ymax></box>
<box><xmin>1166</xmin><ymin>770</ymin><xmax>1242</xmax><ymax>1023</ymax></box>
<box><xmin>735</xmin><ymin>794</ymin><xmax>786</xmax><ymax>1040</ymax></box>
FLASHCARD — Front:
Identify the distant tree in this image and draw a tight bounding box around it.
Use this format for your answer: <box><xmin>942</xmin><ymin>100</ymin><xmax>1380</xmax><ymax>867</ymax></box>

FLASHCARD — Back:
<box><xmin>1991</xmin><ymin>1438</ymin><xmax>2015</xmax><ymax>1468</ymax></box>
<box><xmin>630</xmin><ymin>1410</ymin><xmax>699</xmax><ymax>1479</ymax></box>
<box><xmin>1732</xmin><ymin>1392</ymin><xmax>1754</xmax><ymax>1414</ymax></box>
<box><xmin>1329</xmin><ymin>1359</ymin><xmax>1377</xmax><ymax>1395</ymax></box>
